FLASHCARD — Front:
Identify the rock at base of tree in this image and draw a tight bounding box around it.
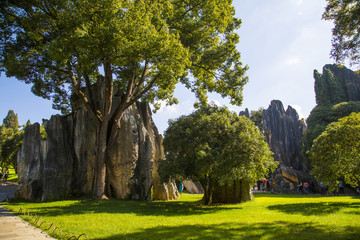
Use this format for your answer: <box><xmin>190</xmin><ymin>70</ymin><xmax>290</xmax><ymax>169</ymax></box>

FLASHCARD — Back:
<box><xmin>183</xmin><ymin>180</ymin><xmax>204</xmax><ymax>194</ymax></box>
<box><xmin>212</xmin><ymin>180</ymin><xmax>253</xmax><ymax>204</ymax></box>
<box><xmin>17</xmin><ymin>85</ymin><xmax>178</xmax><ymax>201</ymax></box>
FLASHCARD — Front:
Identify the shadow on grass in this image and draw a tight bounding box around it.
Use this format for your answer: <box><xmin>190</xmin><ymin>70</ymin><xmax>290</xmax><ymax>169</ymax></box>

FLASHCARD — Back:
<box><xmin>268</xmin><ymin>202</ymin><xmax>360</xmax><ymax>216</ymax></box>
<box><xmin>8</xmin><ymin>198</ymin><xmax>241</xmax><ymax>218</ymax></box>
<box><xmin>91</xmin><ymin>221</ymin><xmax>360</xmax><ymax>240</ymax></box>
<box><xmin>254</xmin><ymin>193</ymin><xmax>324</xmax><ymax>199</ymax></box>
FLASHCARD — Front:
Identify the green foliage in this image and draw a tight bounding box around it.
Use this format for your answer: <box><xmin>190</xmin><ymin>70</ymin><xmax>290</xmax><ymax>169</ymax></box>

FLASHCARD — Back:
<box><xmin>249</xmin><ymin>108</ymin><xmax>263</xmax><ymax>133</ymax></box>
<box><xmin>2</xmin><ymin>110</ymin><xmax>19</xmax><ymax>129</ymax></box>
<box><xmin>1</xmin><ymin>129</ymin><xmax>24</xmax><ymax>169</ymax></box>
<box><xmin>0</xmin><ymin>0</ymin><xmax>248</xmax><ymax>114</ymax></box>
<box><xmin>310</xmin><ymin>112</ymin><xmax>360</xmax><ymax>191</ymax></box>
<box><xmin>3</xmin><ymin>194</ymin><xmax>360</xmax><ymax>240</ymax></box>
<box><xmin>314</xmin><ymin>68</ymin><xmax>348</xmax><ymax>106</ymax></box>
<box><xmin>323</xmin><ymin>0</ymin><xmax>360</xmax><ymax>69</ymax></box>
<box><xmin>302</xmin><ymin>101</ymin><xmax>360</xmax><ymax>160</ymax></box>
<box><xmin>0</xmin><ymin>110</ymin><xmax>23</xmax><ymax>168</ymax></box>
<box><xmin>1</xmin><ymin>0</ymin><xmax>248</xmax><ymax>197</ymax></box>
<box><xmin>40</xmin><ymin>124</ymin><xmax>47</xmax><ymax>140</ymax></box>
<box><xmin>160</xmin><ymin>105</ymin><xmax>276</xmax><ymax>204</ymax></box>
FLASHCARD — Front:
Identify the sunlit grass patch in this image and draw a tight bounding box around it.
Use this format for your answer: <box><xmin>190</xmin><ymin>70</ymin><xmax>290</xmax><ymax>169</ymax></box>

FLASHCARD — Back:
<box><xmin>1</xmin><ymin>167</ymin><xmax>18</xmax><ymax>183</ymax></box>
<box><xmin>3</xmin><ymin>193</ymin><xmax>360</xmax><ymax>239</ymax></box>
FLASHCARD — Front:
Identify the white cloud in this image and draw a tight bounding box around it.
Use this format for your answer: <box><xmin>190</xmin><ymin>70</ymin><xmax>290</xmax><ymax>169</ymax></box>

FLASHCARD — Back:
<box><xmin>290</xmin><ymin>104</ymin><xmax>305</xmax><ymax>119</ymax></box>
<box><xmin>209</xmin><ymin>99</ymin><xmax>221</xmax><ymax>107</ymax></box>
<box><xmin>285</xmin><ymin>57</ymin><xmax>301</xmax><ymax>66</ymax></box>
<box><xmin>151</xmin><ymin>100</ymin><xmax>178</xmax><ymax>114</ymax></box>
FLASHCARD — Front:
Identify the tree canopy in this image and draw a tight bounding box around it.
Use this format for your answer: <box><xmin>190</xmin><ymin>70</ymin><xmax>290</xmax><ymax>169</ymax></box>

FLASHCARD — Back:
<box><xmin>159</xmin><ymin>105</ymin><xmax>276</xmax><ymax>205</ymax></box>
<box><xmin>0</xmin><ymin>0</ymin><xmax>248</xmax><ymax>115</ymax></box>
<box><xmin>2</xmin><ymin>110</ymin><xmax>19</xmax><ymax>129</ymax></box>
<box><xmin>0</xmin><ymin>110</ymin><xmax>23</xmax><ymax>169</ymax></box>
<box><xmin>0</xmin><ymin>0</ymin><xmax>248</xmax><ymax>198</ymax></box>
<box><xmin>309</xmin><ymin>112</ymin><xmax>360</xmax><ymax>191</ymax></box>
<box><xmin>323</xmin><ymin>0</ymin><xmax>360</xmax><ymax>69</ymax></box>
<box><xmin>302</xmin><ymin>101</ymin><xmax>360</xmax><ymax>160</ymax></box>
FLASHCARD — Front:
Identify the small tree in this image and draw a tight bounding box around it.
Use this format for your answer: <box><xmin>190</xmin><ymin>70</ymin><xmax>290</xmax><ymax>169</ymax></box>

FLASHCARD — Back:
<box><xmin>159</xmin><ymin>105</ymin><xmax>276</xmax><ymax>205</ymax></box>
<box><xmin>310</xmin><ymin>112</ymin><xmax>360</xmax><ymax>191</ymax></box>
<box><xmin>0</xmin><ymin>110</ymin><xmax>22</xmax><ymax>169</ymax></box>
<box><xmin>3</xmin><ymin>110</ymin><xmax>18</xmax><ymax>129</ymax></box>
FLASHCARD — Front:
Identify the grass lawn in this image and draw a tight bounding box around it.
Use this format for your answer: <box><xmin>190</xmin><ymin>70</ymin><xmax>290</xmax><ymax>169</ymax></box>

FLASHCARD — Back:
<box><xmin>6</xmin><ymin>167</ymin><xmax>18</xmax><ymax>182</ymax></box>
<box><xmin>3</xmin><ymin>193</ymin><xmax>360</xmax><ymax>240</ymax></box>
<box><xmin>1</xmin><ymin>167</ymin><xmax>18</xmax><ymax>183</ymax></box>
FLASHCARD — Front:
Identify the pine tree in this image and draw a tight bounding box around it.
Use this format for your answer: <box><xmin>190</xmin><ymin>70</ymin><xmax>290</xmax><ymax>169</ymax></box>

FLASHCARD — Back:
<box><xmin>3</xmin><ymin>110</ymin><xmax>19</xmax><ymax>129</ymax></box>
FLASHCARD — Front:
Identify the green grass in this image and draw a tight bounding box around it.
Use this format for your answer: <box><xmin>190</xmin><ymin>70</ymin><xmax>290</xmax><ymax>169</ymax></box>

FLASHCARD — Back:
<box><xmin>6</xmin><ymin>167</ymin><xmax>18</xmax><ymax>182</ymax></box>
<box><xmin>3</xmin><ymin>193</ymin><xmax>360</xmax><ymax>240</ymax></box>
<box><xmin>1</xmin><ymin>167</ymin><xmax>18</xmax><ymax>183</ymax></box>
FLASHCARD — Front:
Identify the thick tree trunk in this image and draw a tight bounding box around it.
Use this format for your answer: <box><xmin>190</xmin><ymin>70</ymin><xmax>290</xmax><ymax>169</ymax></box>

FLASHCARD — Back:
<box><xmin>94</xmin><ymin>120</ymin><xmax>109</xmax><ymax>199</ymax></box>
<box><xmin>93</xmin><ymin>60</ymin><xmax>113</xmax><ymax>199</ymax></box>
<box><xmin>201</xmin><ymin>177</ymin><xmax>215</xmax><ymax>205</ymax></box>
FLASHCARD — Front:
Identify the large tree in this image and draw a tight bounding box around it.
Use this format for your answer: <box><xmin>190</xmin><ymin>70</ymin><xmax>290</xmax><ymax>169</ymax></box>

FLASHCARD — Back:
<box><xmin>0</xmin><ymin>0</ymin><xmax>248</xmax><ymax>198</ymax></box>
<box><xmin>159</xmin><ymin>105</ymin><xmax>276</xmax><ymax>205</ymax></box>
<box><xmin>309</xmin><ymin>112</ymin><xmax>360</xmax><ymax>191</ymax></box>
<box><xmin>323</xmin><ymin>0</ymin><xmax>360</xmax><ymax>69</ymax></box>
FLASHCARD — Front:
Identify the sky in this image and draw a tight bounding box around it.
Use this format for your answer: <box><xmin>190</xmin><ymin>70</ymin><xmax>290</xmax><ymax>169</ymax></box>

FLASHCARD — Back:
<box><xmin>0</xmin><ymin>0</ymin><xmax>336</xmax><ymax>134</ymax></box>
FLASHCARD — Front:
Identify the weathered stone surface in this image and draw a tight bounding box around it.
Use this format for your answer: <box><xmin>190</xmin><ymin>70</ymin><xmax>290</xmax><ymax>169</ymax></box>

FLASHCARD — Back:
<box><xmin>16</xmin><ymin>123</ymin><xmax>45</xmax><ymax>201</ymax></box>
<box><xmin>17</xmin><ymin>115</ymin><xmax>74</xmax><ymax>201</ymax></box>
<box><xmin>239</xmin><ymin>108</ymin><xmax>250</xmax><ymax>118</ymax></box>
<box><xmin>183</xmin><ymin>180</ymin><xmax>204</xmax><ymax>194</ymax></box>
<box><xmin>41</xmin><ymin>115</ymin><xmax>74</xmax><ymax>201</ymax></box>
<box><xmin>259</xmin><ymin>100</ymin><xmax>319</xmax><ymax>191</ymax></box>
<box><xmin>263</xmin><ymin>100</ymin><xmax>307</xmax><ymax>172</ymax></box>
<box><xmin>314</xmin><ymin>64</ymin><xmax>360</xmax><ymax>106</ymax></box>
<box><xmin>212</xmin><ymin>180</ymin><xmax>253</xmax><ymax>203</ymax></box>
<box><xmin>17</xmin><ymin>87</ymin><xmax>178</xmax><ymax>201</ymax></box>
<box><xmin>72</xmin><ymin>108</ymin><xmax>97</xmax><ymax>195</ymax></box>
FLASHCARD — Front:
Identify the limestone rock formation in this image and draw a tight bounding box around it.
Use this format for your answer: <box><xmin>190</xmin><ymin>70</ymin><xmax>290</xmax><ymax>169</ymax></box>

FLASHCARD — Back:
<box><xmin>183</xmin><ymin>180</ymin><xmax>204</xmax><ymax>194</ymax></box>
<box><xmin>239</xmin><ymin>108</ymin><xmax>250</xmax><ymax>118</ymax></box>
<box><xmin>263</xmin><ymin>100</ymin><xmax>306</xmax><ymax>172</ymax></box>
<box><xmin>212</xmin><ymin>180</ymin><xmax>253</xmax><ymax>203</ymax></box>
<box><xmin>314</xmin><ymin>64</ymin><xmax>360</xmax><ymax>106</ymax></box>
<box><xmin>260</xmin><ymin>100</ymin><xmax>316</xmax><ymax>188</ymax></box>
<box><xmin>17</xmin><ymin>89</ymin><xmax>178</xmax><ymax>201</ymax></box>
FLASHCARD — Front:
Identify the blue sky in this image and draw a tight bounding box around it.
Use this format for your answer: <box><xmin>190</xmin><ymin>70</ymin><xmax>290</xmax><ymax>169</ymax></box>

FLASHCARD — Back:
<box><xmin>0</xmin><ymin>0</ymin><xmax>335</xmax><ymax>134</ymax></box>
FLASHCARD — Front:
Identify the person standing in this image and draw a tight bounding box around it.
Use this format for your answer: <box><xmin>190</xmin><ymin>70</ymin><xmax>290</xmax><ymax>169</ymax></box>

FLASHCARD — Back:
<box><xmin>179</xmin><ymin>181</ymin><xmax>184</xmax><ymax>193</ymax></box>
<box><xmin>3</xmin><ymin>168</ymin><xmax>9</xmax><ymax>184</ymax></box>
<box><xmin>303</xmin><ymin>182</ymin><xmax>309</xmax><ymax>195</ymax></box>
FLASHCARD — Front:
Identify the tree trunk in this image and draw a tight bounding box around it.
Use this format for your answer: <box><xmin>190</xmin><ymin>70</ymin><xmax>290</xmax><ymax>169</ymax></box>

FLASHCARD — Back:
<box><xmin>94</xmin><ymin>120</ymin><xmax>109</xmax><ymax>199</ymax></box>
<box><xmin>93</xmin><ymin>60</ymin><xmax>113</xmax><ymax>199</ymax></box>
<box><xmin>201</xmin><ymin>176</ymin><xmax>215</xmax><ymax>205</ymax></box>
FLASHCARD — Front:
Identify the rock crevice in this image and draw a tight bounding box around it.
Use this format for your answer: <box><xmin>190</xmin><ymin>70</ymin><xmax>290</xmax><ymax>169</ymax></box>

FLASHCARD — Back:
<box><xmin>17</xmin><ymin>87</ymin><xmax>177</xmax><ymax>201</ymax></box>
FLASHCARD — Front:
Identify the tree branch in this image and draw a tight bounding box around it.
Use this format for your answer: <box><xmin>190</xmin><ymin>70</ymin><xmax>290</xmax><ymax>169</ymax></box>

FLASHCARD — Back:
<box><xmin>67</xmin><ymin>62</ymin><xmax>101</xmax><ymax>126</ymax></box>
<box><xmin>132</xmin><ymin>61</ymin><xmax>150</xmax><ymax>96</ymax></box>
